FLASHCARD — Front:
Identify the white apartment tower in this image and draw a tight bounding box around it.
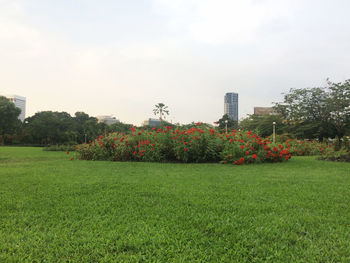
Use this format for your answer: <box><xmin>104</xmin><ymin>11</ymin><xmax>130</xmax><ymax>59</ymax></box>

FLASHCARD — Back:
<box><xmin>7</xmin><ymin>95</ymin><xmax>26</xmax><ymax>122</ymax></box>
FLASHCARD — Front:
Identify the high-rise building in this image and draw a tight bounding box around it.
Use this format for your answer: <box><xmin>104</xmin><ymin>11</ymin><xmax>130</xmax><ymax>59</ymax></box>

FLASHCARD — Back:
<box><xmin>7</xmin><ymin>95</ymin><xmax>26</xmax><ymax>122</ymax></box>
<box><xmin>224</xmin><ymin>92</ymin><xmax>238</xmax><ymax>121</ymax></box>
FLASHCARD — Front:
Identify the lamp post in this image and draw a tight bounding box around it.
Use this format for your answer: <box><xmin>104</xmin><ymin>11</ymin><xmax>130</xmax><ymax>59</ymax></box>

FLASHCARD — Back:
<box><xmin>272</xmin><ymin>122</ymin><xmax>276</xmax><ymax>144</ymax></box>
<box><xmin>84</xmin><ymin>134</ymin><xmax>87</xmax><ymax>144</ymax></box>
<box><xmin>225</xmin><ymin>120</ymin><xmax>228</xmax><ymax>134</ymax></box>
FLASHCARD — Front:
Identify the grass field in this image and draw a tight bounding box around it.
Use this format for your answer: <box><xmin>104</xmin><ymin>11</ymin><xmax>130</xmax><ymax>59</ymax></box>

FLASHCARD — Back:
<box><xmin>1</xmin><ymin>147</ymin><xmax>350</xmax><ymax>262</ymax></box>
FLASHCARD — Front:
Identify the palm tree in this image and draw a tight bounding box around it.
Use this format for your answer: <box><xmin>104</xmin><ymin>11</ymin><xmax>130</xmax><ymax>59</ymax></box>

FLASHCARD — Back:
<box><xmin>153</xmin><ymin>103</ymin><xmax>169</xmax><ymax>121</ymax></box>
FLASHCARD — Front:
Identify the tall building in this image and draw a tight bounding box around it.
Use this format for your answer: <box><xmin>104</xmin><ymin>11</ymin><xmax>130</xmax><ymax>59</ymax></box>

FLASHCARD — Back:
<box><xmin>7</xmin><ymin>95</ymin><xmax>26</xmax><ymax>122</ymax></box>
<box><xmin>224</xmin><ymin>92</ymin><xmax>238</xmax><ymax>121</ymax></box>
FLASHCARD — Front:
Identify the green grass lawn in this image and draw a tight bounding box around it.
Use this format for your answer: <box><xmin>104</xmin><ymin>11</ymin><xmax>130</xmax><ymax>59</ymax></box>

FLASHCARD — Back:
<box><xmin>1</xmin><ymin>147</ymin><xmax>350</xmax><ymax>262</ymax></box>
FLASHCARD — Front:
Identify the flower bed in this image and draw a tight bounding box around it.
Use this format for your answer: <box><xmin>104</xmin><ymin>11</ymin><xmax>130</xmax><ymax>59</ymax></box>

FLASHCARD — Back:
<box><xmin>76</xmin><ymin>125</ymin><xmax>293</xmax><ymax>165</ymax></box>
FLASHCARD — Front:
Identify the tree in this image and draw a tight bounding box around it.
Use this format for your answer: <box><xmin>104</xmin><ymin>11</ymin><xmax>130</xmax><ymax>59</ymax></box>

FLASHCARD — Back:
<box><xmin>73</xmin><ymin>112</ymin><xmax>98</xmax><ymax>143</ymax></box>
<box><xmin>0</xmin><ymin>96</ymin><xmax>21</xmax><ymax>144</ymax></box>
<box><xmin>153</xmin><ymin>103</ymin><xmax>169</xmax><ymax>121</ymax></box>
<box><xmin>24</xmin><ymin>111</ymin><xmax>74</xmax><ymax>145</ymax></box>
<box><xmin>274</xmin><ymin>79</ymin><xmax>350</xmax><ymax>139</ymax></box>
<box><xmin>326</xmin><ymin>79</ymin><xmax>350</xmax><ymax>138</ymax></box>
<box><xmin>239</xmin><ymin>114</ymin><xmax>285</xmax><ymax>137</ymax></box>
<box><xmin>217</xmin><ymin>114</ymin><xmax>238</xmax><ymax>132</ymax></box>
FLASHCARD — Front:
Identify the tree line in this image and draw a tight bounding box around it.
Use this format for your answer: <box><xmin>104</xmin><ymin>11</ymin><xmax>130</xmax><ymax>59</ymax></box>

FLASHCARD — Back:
<box><xmin>240</xmin><ymin>79</ymin><xmax>350</xmax><ymax>139</ymax></box>
<box><xmin>0</xmin><ymin>101</ymin><xmax>132</xmax><ymax>145</ymax></box>
<box><xmin>1</xmin><ymin>79</ymin><xmax>349</xmax><ymax>145</ymax></box>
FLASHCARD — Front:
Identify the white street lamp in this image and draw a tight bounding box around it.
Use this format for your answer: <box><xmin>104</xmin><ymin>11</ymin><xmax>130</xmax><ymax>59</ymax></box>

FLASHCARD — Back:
<box><xmin>225</xmin><ymin>120</ymin><xmax>228</xmax><ymax>133</ymax></box>
<box><xmin>272</xmin><ymin>122</ymin><xmax>276</xmax><ymax>144</ymax></box>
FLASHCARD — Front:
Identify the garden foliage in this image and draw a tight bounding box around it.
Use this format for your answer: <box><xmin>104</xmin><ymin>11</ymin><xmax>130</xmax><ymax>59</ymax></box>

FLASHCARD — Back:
<box><xmin>74</xmin><ymin>124</ymin><xmax>315</xmax><ymax>165</ymax></box>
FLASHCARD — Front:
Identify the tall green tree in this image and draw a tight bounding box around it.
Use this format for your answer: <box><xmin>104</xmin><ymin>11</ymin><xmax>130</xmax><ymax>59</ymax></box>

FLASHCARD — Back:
<box><xmin>153</xmin><ymin>103</ymin><xmax>169</xmax><ymax>121</ymax></box>
<box><xmin>0</xmin><ymin>96</ymin><xmax>21</xmax><ymax>144</ymax></box>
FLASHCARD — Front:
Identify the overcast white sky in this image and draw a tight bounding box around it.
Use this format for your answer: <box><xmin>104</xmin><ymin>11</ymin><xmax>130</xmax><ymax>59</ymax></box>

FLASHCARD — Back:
<box><xmin>1</xmin><ymin>0</ymin><xmax>349</xmax><ymax>125</ymax></box>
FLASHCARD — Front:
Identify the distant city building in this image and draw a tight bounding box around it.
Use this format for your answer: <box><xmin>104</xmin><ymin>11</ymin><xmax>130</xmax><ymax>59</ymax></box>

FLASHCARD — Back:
<box><xmin>142</xmin><ymin>118</ymin><xmax>161</xmax><ymax>127</ymax></box>
<box><xmin>254</xmin><ymin>107</ymin><xmax>275</xmax><ymax>115</ymax></box>
<box><xmin>97</xmin><ymin>115</ymin><xmax>119</xmax><ymax>125</ymax></box>
<box><xmin>6</xmin><ymin>95</ymin><xmax>26</xmax><ymax>122</ymax></box>
<box><xmin>224</xmin><ymin>92</ymin><xmax>238</xmax><ymax>121</ymax></box>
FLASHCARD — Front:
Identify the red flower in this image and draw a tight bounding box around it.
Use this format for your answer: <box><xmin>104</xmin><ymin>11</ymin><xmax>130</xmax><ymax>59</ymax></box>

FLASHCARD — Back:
<box><xmin>184</xmin><ymin>147</ymin><xmax>188</xmax><ymax>152</ymax></box>
<box><xmin>240</xmin><ymin>145</ymin><xmax>244</xmax><ymax>149</ymax></box>
<box><xmin>152</xmin><ymin>143</ymin><xmax>155</xmax><ymax>147</ymax></box>
<box><xmin>239</xmin><ymin>157</ymin><xmax>245</xmax><ymax>164</ymax></box>
<box><xmin>252</xmin><ymin>154</ymin><xmax>257</xmax><ymax>159</ymax></box>
<box><xmin>70</xmin><ymin>158</ymin><xmax>73</xmax><ymax>161</ymax></box>
<box><xmin>245</xmin><ymin>151</ymin><xmax>249</xmax><ymax>155</ymax></box>
<box><xmin>66</xmin><ymin>151</ymin><xmax>69</xmax><ymax>154</ymax></box>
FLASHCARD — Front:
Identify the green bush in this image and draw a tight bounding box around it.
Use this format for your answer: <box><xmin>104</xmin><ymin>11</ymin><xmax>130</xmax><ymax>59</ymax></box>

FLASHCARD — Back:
<box><xmin>319</xmin><ymin>147</ymin><xmax>350</xmax><ymax>162</ymax></box>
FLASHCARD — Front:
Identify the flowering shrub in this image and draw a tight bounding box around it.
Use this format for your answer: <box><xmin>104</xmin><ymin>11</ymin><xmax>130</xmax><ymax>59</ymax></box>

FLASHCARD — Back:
<box><xmin>285</xmin><ymin>139</ymin><xmax>327</xmax><ymax>156</ymax></box>
<box><xmin>221</xmin><ymin>131</ymin><xmax>291</xmax><ymax>165</ymax></box>
<box><xmin>75</xmin><ymin>125</ymin><xmax>297</xmax><ymax>165</ymax></box>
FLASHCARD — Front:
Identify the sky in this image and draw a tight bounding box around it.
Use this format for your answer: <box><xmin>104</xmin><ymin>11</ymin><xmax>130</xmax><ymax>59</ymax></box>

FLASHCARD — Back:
<box><xmin>1</xmin><ymin>0</ymin><xmax>350</xmax><ymax>125</ymax></box>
